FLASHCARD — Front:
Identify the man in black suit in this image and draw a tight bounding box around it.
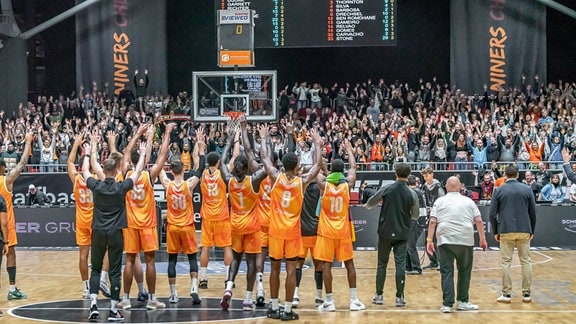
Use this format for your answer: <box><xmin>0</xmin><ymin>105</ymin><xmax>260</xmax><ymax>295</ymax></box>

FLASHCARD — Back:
<box><xmin>489</xmin><ymin>164</ymin><xmax>536</xmax><ymax>304</ymax></box>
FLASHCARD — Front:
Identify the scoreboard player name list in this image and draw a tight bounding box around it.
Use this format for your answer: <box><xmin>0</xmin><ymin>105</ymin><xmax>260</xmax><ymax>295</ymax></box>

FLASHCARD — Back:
<box><xmin>332</xmin><ymin>0</ymin><xmax>376</xmax><ymax>41</ymax></box>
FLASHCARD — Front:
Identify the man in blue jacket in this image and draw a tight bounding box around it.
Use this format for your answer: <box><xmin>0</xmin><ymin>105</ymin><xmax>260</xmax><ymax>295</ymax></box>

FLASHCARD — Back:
<box><xmin>489</xmin><ymin>164</ymin><xmax>536</xmax><ymax>304</ymax></box>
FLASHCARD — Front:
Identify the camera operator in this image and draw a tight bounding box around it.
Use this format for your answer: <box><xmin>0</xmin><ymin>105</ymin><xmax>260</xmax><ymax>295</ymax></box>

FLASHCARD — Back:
<box><xmin>26</xmin><ymin>184</ymin><xmax>50</xmax><ymax>206</ymax></box>
<box><xmin>421</xmin><ymin>168</ymin><xmax>445</xmax><ymax>270</ymax></box>
<box><xmin>406</xmin><ymin>175</ymin><xmax>426</xmax><ymax>275</ymax></box>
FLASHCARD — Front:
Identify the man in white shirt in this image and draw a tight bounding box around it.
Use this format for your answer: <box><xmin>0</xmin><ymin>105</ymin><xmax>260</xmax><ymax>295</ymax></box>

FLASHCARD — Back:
<box><xmin>426</xmin><ymin>176</ymin><xmax>488</xmax><ymax>313</ymax></box>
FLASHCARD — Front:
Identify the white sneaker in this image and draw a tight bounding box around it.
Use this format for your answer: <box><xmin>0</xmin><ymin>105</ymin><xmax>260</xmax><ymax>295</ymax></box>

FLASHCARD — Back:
<box><xmin>318</xmin><ymin>301</ymin><xmax>336</xmax><ymax>312</ymax></box>
<box><xmin>440</xmin><ymin>305</ymin><xmax>452</xmax><ymax>313</ymax></box>
<box><xmin>292</xmin><ymin>296</ymin><xmax>299</xmax><ymax>308</ymax></box>
<box><xmin>349</xmin><ymin>298</ymin><xmax>366</xmax><ymax>311</ymax></box>
<box><xmin>169</xmin><ymin>294</ymin><xmax>179</xmax><ymax>303</ymax></box>
<box><xmin>522</xmin><ymin>293</ymin><xmax>531</xmax><ymax>303</ymax></box>
<box><xmin>190</xmin><ymin>290</ymin><xmax>202</xmax><ymax>305</ymax></box>
<box><xmin>497</xmin><ymin>294</ymin><xmax>511</xmax><ymax>303</ymax></box>
<box><xmin>242</xmin><ymin>300</ymin><xmax>255</xmax><ymax>311</ymax></box>
<box><xmin>146</xmin><ymin>299</ymin><xmax>166</xmax><ymax>310</ymax></box>
<box><xmin>82</xmin><ymin>290</ymin><xmax>90</xmax><ymax>299</ymax></box>
<box><xmin>117</xmin><ymin>299</ymin><xmax>132</xmax><ymax>310</ymax></box>
<box><xmin>457</xmin><ymin>301</ymin><xmax>479</xmax><ymax>311</ymax></box>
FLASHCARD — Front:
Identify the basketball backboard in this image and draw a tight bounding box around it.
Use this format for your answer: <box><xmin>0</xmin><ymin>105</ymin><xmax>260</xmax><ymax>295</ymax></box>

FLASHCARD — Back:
<box><xmin>192</xmin><ymin>70</ymin><xmax>277</xmax><ymax>122</ymax></box>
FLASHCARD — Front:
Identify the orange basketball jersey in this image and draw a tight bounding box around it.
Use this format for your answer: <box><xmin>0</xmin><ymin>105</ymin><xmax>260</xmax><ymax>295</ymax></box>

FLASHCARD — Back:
<box><xmin>229</xmin><ymin>176</ymin><xmax>259</xmax><ymax>234</ymax></box>
<box><xmin>254</xmin><ymin>176</ymin><xmax>272</xmax><ymax>227</ymax></box>
<box><xmin>0</xmin><ymin>176</ymin><xmax>15</xmax><ymax>228</ymax></box>
<box><xmin>166</xmin><ymin>181</ymin><xmax>194</xmax><ymax>227</ymax></box>
<box><xmin>125</xmin><ymin>170</ymin><xmax>157</xmax><ymax>228</ymax></box>
<box><xmin>200</xmin><ymin>169</ymin><xmax>229</xmax><ymax>221</ymax></box>
<box><xmin>269</xmin><ymin>173</ymin><xmax>303</xmax><ymax>239</ymax></box>
<box><xmin>74</xmin><ymin>174</ymin><xmax>94</xmax><ymax>228</ymax></box>
<box><xmin>318</xmin><ymin>182</ymin><xmax>351</xmax><ymax>239</ymax></box>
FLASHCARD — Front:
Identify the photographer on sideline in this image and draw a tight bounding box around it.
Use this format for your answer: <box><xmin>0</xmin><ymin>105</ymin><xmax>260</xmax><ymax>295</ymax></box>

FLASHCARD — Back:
<box><xmin>26</xmin><ymin>184</ymin><xmax>50</xmax><ymax>206</ymax></box>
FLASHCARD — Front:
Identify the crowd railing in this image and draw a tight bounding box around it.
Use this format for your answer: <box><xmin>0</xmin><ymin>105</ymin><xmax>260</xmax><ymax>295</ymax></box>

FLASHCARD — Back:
<box><xmin>16</xmin><ymin>160</ymin><xmax>572</xmax><ymax>175</ymax></box>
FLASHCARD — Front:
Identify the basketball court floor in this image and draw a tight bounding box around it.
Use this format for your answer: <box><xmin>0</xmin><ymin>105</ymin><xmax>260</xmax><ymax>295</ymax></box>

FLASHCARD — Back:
<box><xmin>1</xmin><ymin>248</ymin><xmax>574</xmax><ymax>323</ymax></box>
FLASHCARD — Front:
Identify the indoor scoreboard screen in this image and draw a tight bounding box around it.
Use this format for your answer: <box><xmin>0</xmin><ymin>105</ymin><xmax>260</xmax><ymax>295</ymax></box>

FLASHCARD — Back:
<box><xmin>217</xmin><ymin>0</ymin><xmax>397</xmax><ymax>48</ymax></box>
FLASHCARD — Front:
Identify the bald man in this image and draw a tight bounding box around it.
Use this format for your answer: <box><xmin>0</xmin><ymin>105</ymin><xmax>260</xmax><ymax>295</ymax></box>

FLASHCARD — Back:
<box><xmin>426</xmin><ymin>176</ymin><xmax>488</xmax><ymax>313</ymax></box>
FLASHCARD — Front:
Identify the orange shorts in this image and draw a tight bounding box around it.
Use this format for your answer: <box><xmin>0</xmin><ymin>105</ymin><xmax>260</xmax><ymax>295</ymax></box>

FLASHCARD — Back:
<box><xmin>76</xmin><ymin>226</ymin><xmax>92</xmax><ymax>246</ymax></box>
<box><xmin>299</xmin><ymin>236</ymin><xmax>317</xmax><ymax>259</ymax></box>
<box><xmin>123</xmin><ymin>227</ymin><xmax>159</xmax><ymax>253</ymax></box>
<box><xmin>232</xmin><ymin>232</ymin><xmax>261</xmax><ymax>254</ymax></box>
<box><xmin>166</xmin><ymin>223</ymin><xmax>198</xmax><ymax>254</ymax></box>
<box><xmin>313</xmin><ymin>235</ymin><xmax>354</xmax><ymax>262</ymax></box>
<box><xmin>7</xmin><ymin>227</ymin><xmax>17</xmax><ymax>247</ymax></box>
<box><xmin>268</xmin><ymin>235</ymin><xmax>303</xmax><ymax>260</ymax></box>
<box><xmin>200</xmin><ymin>219</ymin><xmax>231</xmax><ymax>248</ymax></box>
<box><xmin>259</xmin><ymin>226</ymin><xmax>269</xmax><ymax>248</ymax></box>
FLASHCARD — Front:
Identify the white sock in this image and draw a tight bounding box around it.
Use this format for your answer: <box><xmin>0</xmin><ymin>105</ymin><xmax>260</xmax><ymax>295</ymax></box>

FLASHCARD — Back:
<box><xmin>123</xmin><ymin>293</ymin><xmax>130</xmax><ymax>301</ymax></box>
<box><xmin>225</xmin><ymin>265</ymin><xmax>230</xmax><ymax>280</ymax></box>
<box><xmin>90</xmin><ymin>294</ymin><xmax>98</xmax><ymax>306</ymax></box>
<box><xmin>350</xmin><ymin>288</ymin><xmax>357</xmax><ymax>300</ymax></box>
<box><xmin>83</xmin><ymin>280</ymin><xmax>90</xmax><ymax>291</ymax></box>
<box><xmin>110</xmin><ymin>299</ymin><xmax>118</xmax><ymax>312</ymax></box>
<box><xmin>293</xmin><ymin>287</ymin><xmax>299</xmax><ymax>298</ymax></box>
<box><xmin>285</xmin><ymin>301</ymin><xmax>293</xmax><ymax>313</ymax></box>
<box><xmin>100</xmin><ymin>271</ymin><xmax>108</xmax><ymax>283</ymax></box>
<box><xmin>150</xmin><ymin>293</ymin><xmax>157</xmax><ymax>301</ymax></box>
<box><xmin>245</xmin><ymin>291</ymin><xmax>253</xmax><ymax>302</ymax></box>
<box><xmin>316</xmin><ymin>289</ymin><xmax>323</xmax><ymax>299</ymax></box>
<box><xmin>192</xmin><ymin>278</ymin><xmax>198</xmax><ymax>292</ymax></box>
<box><xmin>170</xmin><ymin>284</ymin><xmax>176</xmax><ymax>295</ymax></box>
<box><xmin>326</xmin><ymin>293</ymin><xmax>334</xmax><ymax>303</ymax></box>
<box><xmin>226</xmin><ymin>280</ymin><xmax>234</xmax><ymax>291</ymax></box>
<box><xmin>137</xmin><ymin>282</ymin><xmax>145</xmax><ymax>294</ymax></box>
<box><xmin>256</xmin><ymin>272</ymin><xmax>264</xmax><ymax>290</ymax></box>
<box><xmin>271</xmin><ymin>298</ymin><xmax>279</xmax><ymax>310</ymax></box>
<box><xmin>9</xmin><ymin>285</ymin><xmax>16</xmax><ymax>291</ymax></box>
<box><xmin>200</xmin><ymin>267</ymin><xmax>207</xmax><ymax>281</ymax></box>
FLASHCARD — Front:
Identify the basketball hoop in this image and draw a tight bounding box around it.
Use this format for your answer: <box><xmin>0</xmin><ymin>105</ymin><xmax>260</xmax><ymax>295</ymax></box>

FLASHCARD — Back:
<box><xmin>223</xmin><ymin>111</ymin><xmax>246</xmax><ymax>132</ymax></box>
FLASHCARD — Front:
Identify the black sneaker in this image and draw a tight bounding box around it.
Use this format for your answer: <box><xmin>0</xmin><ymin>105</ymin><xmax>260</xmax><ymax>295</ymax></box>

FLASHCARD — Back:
<box><xmin>280</xmin><ymin>311</ymin><xmax>299</xmax><ymax>321</ymax></box>
<box><xmin>108</xmin><ymin>310</ymin><xmax>125</xmax><ymax>322</ymax></box>
<box><xmin>137</xmin><ymin>291</ymin><xmax>149</xmax><ymax>302</ymax></box>
<box><xmin>256</xmin><ymin>292</ymin><xmax>266</xmax><ymax>307</ymax></box>
<box><xmin>266</xmin><ymin>307</ymin><xmax>281</xmax><ymax>319</ymax></box>
<box><xmin>199</xmin><ymin>279</ymin><xmax>208</xmax><ymax>289</ymax></box>
<box><xmin>88</xmin><ymin>305</ymin><xmax>99</xmax><ymax>321</ymax></box>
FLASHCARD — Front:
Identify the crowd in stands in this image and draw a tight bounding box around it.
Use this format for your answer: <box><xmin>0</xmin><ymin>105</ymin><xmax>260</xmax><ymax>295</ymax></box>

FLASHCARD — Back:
<box><xmin>2</xmin><ymin>75</ymin><xmax>576</xmax><ymax>202</ymax></box>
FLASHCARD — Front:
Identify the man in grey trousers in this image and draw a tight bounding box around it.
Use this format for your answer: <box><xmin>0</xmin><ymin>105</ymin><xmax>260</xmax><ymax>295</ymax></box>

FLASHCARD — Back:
<box><xmin>427</xmin><ymin>176</ymin><xmax>488</xmax><ymax>313</ymax></box>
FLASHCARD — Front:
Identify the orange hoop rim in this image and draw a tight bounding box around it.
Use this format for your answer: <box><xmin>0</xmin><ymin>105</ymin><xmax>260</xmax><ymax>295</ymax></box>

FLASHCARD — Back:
<box><xmin>223</xmin><ymin>111</ymin><xmax>246</xmax><ymax>121</ymax></box>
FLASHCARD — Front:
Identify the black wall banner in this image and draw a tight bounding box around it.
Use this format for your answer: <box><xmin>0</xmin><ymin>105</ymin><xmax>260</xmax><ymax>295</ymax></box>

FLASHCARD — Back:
<box><xmin>12</xmin><ymin>203</ymin><xmax>576</xmax><ymax>249</ymax></box>
<box><xmin>0</xmin><ymin>0</ymin><xmax>26</xmax><ymax>116</ymax></box>
<box><xmin>350</xmin><ymin>205</ymin><xmax>576</xmax><ymax>250</ymax></box>
<box><xmin>75</xmin><ymin>0</ymin><xmax>167</xmax><ymax>97</ymax></box>
<box><xmin>450</xmin><ymin>0</ymin><xmax>546</xmax><ymax>95</ymax></box>
<box><xmin>9</xmin><ymin>175</ymin><xmax>576</xmax><ymax>248</ymax></box>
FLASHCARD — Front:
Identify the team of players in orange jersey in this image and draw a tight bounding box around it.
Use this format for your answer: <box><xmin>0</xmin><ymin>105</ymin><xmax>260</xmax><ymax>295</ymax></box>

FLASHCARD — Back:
<box><xmin>67</xmin><ymin>117</ymin><xmax>364</xmax><ymax>321</ymax></box>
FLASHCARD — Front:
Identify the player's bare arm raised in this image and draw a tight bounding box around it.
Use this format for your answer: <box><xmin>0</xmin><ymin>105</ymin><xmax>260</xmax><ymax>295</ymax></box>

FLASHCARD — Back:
<box><xmin>258</xmin><ymin>125</ymin><xmax>280</xmax><ymax>183</ymax></box>
<box><xmin>301</xmin><ymin>128</ymin><xmax>322</xmax><ymax>187</ymax></box>
<box><xmin>149</xmin><ymin>123</ymin><xmax>176</xmax><ymax>180</ymax></box>
<box><xmin>5</xmin><ymin>132</ymin><xmax>33</xmax><ymax>190</ymax></box>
